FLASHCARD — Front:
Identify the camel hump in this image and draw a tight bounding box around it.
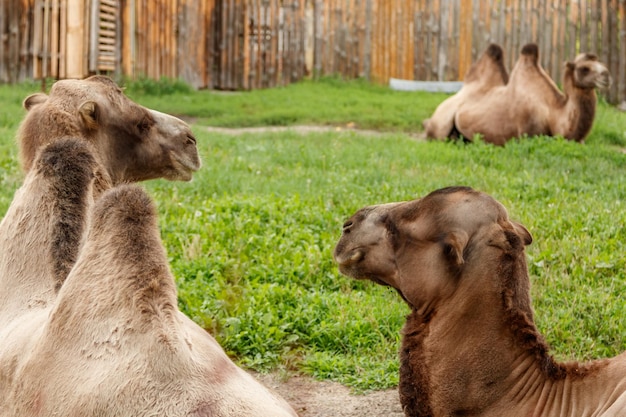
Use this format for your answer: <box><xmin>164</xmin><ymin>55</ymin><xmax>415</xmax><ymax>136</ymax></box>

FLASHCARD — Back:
<box><xmin>521</xmin><ymin>43</ymin><xmax>539</xmax><ymax>63</ymax></box>
<box><xmin>34</xmin><ymin>139</ymin><xmax>97</xmax><ymax>290</ymax></box>
<box><xmin>485</xmin><ymin>43</ymin><xmax>504</xmax><ymax>62</ymax></box>
<box><xmin>92</xmin><ymin>185</ymin><xmax>157</xmax><ymax>240</ymax></box>
<box><xmin>35</xmin><ymin>138</ymin><xmax>97</xmax><ymax>183</ymax></box>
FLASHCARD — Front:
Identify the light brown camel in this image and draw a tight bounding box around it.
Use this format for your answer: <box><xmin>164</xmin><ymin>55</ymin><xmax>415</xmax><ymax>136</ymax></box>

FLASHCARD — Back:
<box><xmin>17</xmin><ymin>75</ymin><xmax>201</xmax><ymax>194</ymax></box>
<box><xmin>423</xmin><ymin>44</ymin><xmax>509</xmax><ymax>140</ymax></box>
<box><xmin>454</xmin><ymin>44</ymin><xmax>612</xmax><ymax>144</ymax></box>
<box><xmin>334</xmin><ymin>186</ymin><xmax>626</xmax><ymax>417</ymax></box>
<box><xmin>0</xmin><ymin>139</ymin><xmax>298</xmax><ymax>417</ymax></box>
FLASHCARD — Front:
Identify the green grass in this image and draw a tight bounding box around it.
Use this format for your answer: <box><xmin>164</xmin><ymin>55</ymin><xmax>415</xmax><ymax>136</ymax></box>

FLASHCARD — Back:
<box><xmin>1</xmin><ymin>78</ymin><xmax>626</xmax><ymax>391</ymax></box>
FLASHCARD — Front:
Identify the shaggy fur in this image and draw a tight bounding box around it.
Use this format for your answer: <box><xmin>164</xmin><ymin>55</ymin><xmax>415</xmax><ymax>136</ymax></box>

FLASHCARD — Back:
<box><xmin>423</xmin><ymin>44</ymin><xmax>509</xmax><ymax>140</ymax></box>
<box><xmin>17</xmin><ymin>75</ymin><xmax>201</xmax><ymax>195</ymax></box>
<box><xmin>453</xmin><ymin>43</ymin><xmax>611</xmax><ymax>144</ymax></box>
<box><xmin>0</xmin><ymin>139</ymin><xmax>96</xmax><ymax>324</ymax></box>
<box><xmin>0</xmin><ymin>140</ymin><xmax>297</xmax><ymax>416</ymax></box>
<box><xmin>334</xmin><ymin>186</ymin><xmax>626</xmax><ymax>417</ymax></box>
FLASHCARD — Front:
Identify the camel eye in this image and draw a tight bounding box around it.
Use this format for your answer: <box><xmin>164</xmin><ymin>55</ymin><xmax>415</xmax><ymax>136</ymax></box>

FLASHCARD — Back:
<box><xmin>579</xmin><ymin>67</ymin><xmax>590</xmax><ymax>75</ymax></box>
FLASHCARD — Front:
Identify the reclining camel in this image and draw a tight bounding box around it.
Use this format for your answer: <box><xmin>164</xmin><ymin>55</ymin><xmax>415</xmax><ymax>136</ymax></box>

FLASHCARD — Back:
<box><xmin>453</xmin><ymin>44</ymin><xmax>612</xmax><ymax>144</ymax></box>
<box><xmin>334</xmin><ymin>186</ymin><xmax>626</xmax><ymax>417</ymax></box>
<box><xmin>423</xmin><ymin>44</ymin><xmax>509</xmax><ymax>140</ymax></box>
<box><xmin>17</xmin><ymin>75</ymin><xmax>201</xmax><ymax>195</ymax></box>
<box><xmin>0</xmin><ymin>139</ymin><xmax>298</xmax><ymax>416</ymax></box>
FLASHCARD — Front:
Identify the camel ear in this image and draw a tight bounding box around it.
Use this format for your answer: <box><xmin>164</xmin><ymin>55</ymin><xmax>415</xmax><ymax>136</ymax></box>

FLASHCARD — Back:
<box><xmin>565</xmin><ymin>61</ymin><xmax>576</xmax><ymax>71</ymax></box>
<box><xmin>512</xmin><ymin>221</ymin><xmax>532</xmax><ymax>246</ymax></box>
<box><xmin>79</xmin><ymin>101</ymin><xmax>99</xmax><ymax>130</ymax></box>
<box><xmin>442</xmin><ymin>230</ymin><xmax>469</xmax><ymax>265</ymax></box>
<box><xmin>23</xmin><ymin>93</ymin><xmax>48</xmax><ymax>111</ymax></box>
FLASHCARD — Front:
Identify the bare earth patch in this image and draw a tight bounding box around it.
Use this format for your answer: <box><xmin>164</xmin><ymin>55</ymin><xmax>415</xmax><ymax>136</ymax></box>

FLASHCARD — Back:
<box><xmin>254</xmin><ymin>372</ymin><xmax>404</xmax><ymax>417</ymax></box>
<box><xmin>203</xmin><ymin>124</ymin><xmax>427</xmax><ymax>140</ymax></box>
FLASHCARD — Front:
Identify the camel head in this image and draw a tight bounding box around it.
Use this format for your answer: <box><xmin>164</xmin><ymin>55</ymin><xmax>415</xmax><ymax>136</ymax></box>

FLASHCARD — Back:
<box><xmin>18</xmin><ymin>75</ymin><xmax>201</xmax><ymax>185</ymax></box>
<box><xmin>566</xmin><ymin>53</ymin><xmax>612</xmax><ymax>90</ymax></box>
<box><xmin>333</xmin><ymin>186</ymin><xmax>532</xmax><ymax>312</ymax></box>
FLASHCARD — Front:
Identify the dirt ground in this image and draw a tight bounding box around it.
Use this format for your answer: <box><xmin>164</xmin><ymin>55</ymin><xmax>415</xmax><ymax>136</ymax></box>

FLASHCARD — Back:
<box><xmin>254</xmin><ymin>372</ymin><xmax>404</xmax><ymax>417</ymax></box>
<box><xmin>203</xmin><ymin>124</ymin><xmax>426</xmax><ymax>141</ymax></box>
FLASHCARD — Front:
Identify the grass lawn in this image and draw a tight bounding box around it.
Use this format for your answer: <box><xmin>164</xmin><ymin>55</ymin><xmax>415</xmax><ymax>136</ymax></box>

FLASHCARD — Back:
<box><xmin>0</xmin><ymin>77</ymin><xmax>625</xmax><ymax>391</ymax></box>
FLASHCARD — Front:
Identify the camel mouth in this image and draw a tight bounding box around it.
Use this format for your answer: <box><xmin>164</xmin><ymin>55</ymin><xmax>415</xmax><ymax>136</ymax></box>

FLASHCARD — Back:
<box><xmin>596</xmin><ymin>75</ymin><xmax>612</xmax><ymax>90</ymax></box>
<box><xmin>170</xmin><ymin>151</ymin><xmax>202</xmax><ymax>181</ymax></box>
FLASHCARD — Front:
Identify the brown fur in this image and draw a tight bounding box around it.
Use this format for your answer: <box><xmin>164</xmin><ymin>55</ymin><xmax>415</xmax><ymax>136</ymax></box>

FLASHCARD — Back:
<box><xmin>17</xmin><ymin>75</ymin><xmax>201</xmax><ymax>195</ymax></box>
<box><xmin>0</xmin><ymin>140</ymin><xmax>297</xmax><ymax>416</ymax></box>
<box><xmin>334</xmin><ymin>187</ymin><xmax>626</xmax><ymax>417</ymax></box>
<box><xmin>454</xmin><ymin>43</ymin><xmax>612</xmax><ymax>145</ymax></box>
<box><xmin>423</xmin><ymin>44</ymin><xmax>509</xmax><ymax>140</ymax></box>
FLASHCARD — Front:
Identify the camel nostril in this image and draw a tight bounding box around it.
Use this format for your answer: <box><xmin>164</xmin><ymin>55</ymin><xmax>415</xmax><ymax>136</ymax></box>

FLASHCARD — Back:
<box><xmin>342</xmin><ymin>220</ymin><xmax>353</xmax><ymax>230</ymax></box>
<box><xmin>186</xmin><ymin>134</ymin><xmax>197</xmax><ymax>145</ymax></box>
<box><xmin>350</xmin><ymin>249</ymin><xmax>363</xmax><ymax>262</ymax></box>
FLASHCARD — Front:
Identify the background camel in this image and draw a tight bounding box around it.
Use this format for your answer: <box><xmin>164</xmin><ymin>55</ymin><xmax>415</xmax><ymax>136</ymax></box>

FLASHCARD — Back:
<box><xmin>334</xmin><ymin>186</ymin><xmax>626</xmax><ymax>416</ymax></box>
<box><xmin>0</xmin><ymin>139</ymin><xmax>298</xmax><ymax>417</ymax></box>
<box><xmin>423</xmin><ymin>43</ymin><xmax>509</xmax><ymax>140</ymax></box>
<box><xmin>453</xmin><ymin>44</ymin><xmax>611</xmax><ymax>144</ymax></box>
<box><xmin>17</xmin><ymin>75</ymin><xmax>201</xmax><ymax>194</ymax></box>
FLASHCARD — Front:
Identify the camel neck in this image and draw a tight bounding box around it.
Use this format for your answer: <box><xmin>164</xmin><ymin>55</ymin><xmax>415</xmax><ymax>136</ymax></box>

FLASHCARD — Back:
<box><xmin>399</xmin><ymin>253</ymin><xmax>626</xmax><ymax>416</ymax></box>
<box><xmin>558</xmin><ymin>70</ymin><xmax>597</xmax><ymax>141</ymax></box>
<box><xmin>399</xmin><ymin>254</ymin><xmax>556</xmax><ymax>416</ymax></box>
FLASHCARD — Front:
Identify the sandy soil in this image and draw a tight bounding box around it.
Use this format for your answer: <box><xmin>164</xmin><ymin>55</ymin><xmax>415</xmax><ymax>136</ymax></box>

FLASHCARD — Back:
<box><xmin>254</xmin><ymin>372</ymin><xmax>405</xmax><ymax>417</ymax></box>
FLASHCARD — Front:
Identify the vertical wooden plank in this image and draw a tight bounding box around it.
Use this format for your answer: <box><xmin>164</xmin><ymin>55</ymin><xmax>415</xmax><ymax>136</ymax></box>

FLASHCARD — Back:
<box><xmin>589</xmin><ymin>0</ymin><xmax>598</xmax><ymax>51</ymax></box>
<box><xmin>568</xmin><ymin>0</ymin><xmax>578</xmax><ymax>60</ymax></box>
<box><xmin>66</xmin><ymin>0</ymin><xmax>84</xmax><ymax>77</ymax></box>
<box><xmin>557</xmin><ymin>0</ymin><xmax>567</xmax><ymax>80</ymax></box>
<box><xmin>608</xmin><ymin>0</ymin><xmax>619</xmax><ymax>103</ymax></box>
<box><xmin>42</xmin><ymin>0</ymin><xmax>50</xmax><ymax>79</ymax></box>
<box><xmin>580</xmin><ymin>0</ymin><xmax>588</xmax><ymax>51</ymax></box>
<box><xmin>121</xmin><ymin>0</ymin><xmax>132</xmax><ymax>77</ymax></box>
<box><xmin>437</xmin><ymin>0</ymin><xmax>448</xmax><ymax>80</ymax></box>
<box><xmin>458</xmin><ymin>0</ymin><xmax>471</xmax><ymax>79</ymax></box>
<box><xmin>88</xmin><ymin>0</ymin><xmax>97</xmax><ymax>73</ymax></box>
<box><xmin>313</xmin><ymin>0</ymin><xmax>322</xmax><ymax>76</ymax></box>
<box><xmin>241</xmin><ymin>2</ymin><xmax>250</xmax><ymax>90</ymax></box>
<box><xmin>0</xmin><ymin>0</ymin><xmax>6</xmax><ymax>82</ymax></box>
<box><xmin>49</xmin><ymin>0</ymin><xmax>58</xmax><ymax>77</ymax></box>
<box><xmin>413</xmin><ymin>0</ymin><xmax>423</xmax><ymax>79</ymax></box>
<box><xmin>619</xmin><ymin>0</ymin><xmax>625</xmax><ymax>104</ymax></box>
<box><xmin>58</xmin><ymin>0</ymin><xmax>66</xmax><ymax>78</ymax></box>
<box><xmin>269</xmin><ymin>0</ymin><xmax>277</xmax><ymax>87</ymax></box>
<box><xmin>359</xmin><ymin>0</ymin><xmax>369</xmax><ymax>79</ymax></box>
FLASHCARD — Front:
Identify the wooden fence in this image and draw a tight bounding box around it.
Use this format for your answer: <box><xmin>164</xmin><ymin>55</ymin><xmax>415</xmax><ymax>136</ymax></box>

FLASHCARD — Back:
<box><xmin>1</xmin><ymin>0</ymin><xmax>625</xmax><ymax>103</ymax></box>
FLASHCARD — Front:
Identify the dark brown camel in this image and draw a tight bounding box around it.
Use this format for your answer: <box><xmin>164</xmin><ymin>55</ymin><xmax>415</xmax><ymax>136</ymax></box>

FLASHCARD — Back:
<box><xmin>334</xmin><ymin>186</ymin><xmax>626</xmax><ymax>416</ymax></box>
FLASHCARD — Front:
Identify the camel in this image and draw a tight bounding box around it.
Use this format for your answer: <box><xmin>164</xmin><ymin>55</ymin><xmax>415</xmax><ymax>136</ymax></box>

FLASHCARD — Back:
<box><xmin>17</xmin><ymin>75</ymin><xmax>201</xmax><ymax>195</ymax></box>
<box><xmin>0</xmin><ymin>139</ymin><xmax>298</xmax><ymax>417</ymax></box>
<box><xmin>334</xmin><ymin>186</ymin><xmax>626</xmax><ymax>417</ymax></box>
<box><xmin>454</xmin><ymin>44</ymin><xmax>612</xmax><ymax>144</ymax></box>
<box><xmin>423</xmin><ymin>44</ymin><xmax>509</xmax><ymax>140</ymax></box>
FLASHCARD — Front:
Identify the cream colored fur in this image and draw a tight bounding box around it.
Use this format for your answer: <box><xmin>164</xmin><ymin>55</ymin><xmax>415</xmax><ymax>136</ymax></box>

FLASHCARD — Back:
<box><xmin>0</xmin><ymin>140</ymin><xmax>297</xmax><ymax>416</ymax></box>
